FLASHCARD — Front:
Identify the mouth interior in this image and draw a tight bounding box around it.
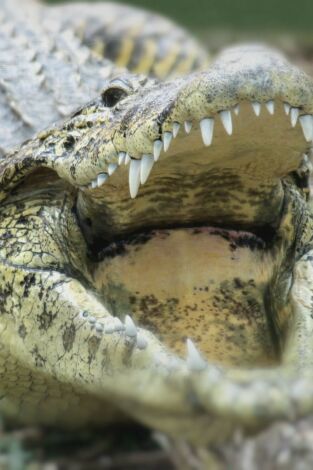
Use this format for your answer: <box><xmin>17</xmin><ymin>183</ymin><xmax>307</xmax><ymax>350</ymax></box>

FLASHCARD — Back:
<box><xmin>85</xmin><ymin>101</ymin><xmax>307</xmax><ymax>368</ymax></box>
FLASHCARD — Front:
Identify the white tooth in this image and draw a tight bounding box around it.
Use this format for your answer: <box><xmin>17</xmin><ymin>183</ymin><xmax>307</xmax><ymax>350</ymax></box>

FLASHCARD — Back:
<box><xmin>118</xmin><ymin>151</ymin><xmax>126</xmax><ymax>165</ymax></box>
<box><xmin>186</xmin><ymin>339</ymin><xmax>206</xmax><ymax>372</ymax></box>
<box><xmin>284</xmin><ymin>102</ymin><xmax>291</xmax><ymax>115</ymax></box>
<box><xmin>265</xmin><ymin>100</ymin><xmax>275</xmax><ymax>115</ymax></box>
<box><xmin>219</xmin><ymin>110</ymin><xmax>232</xmax><ymax>135</ymax></box>
<box><xmin>125</xmin><ymin>315</ymin><xmax>137</xmax><ymax>337</ymax></box>
<box><xmin>97</xmin><ymin>173</ymin><xmax>108</xmax><ymax>186</ymax></box>
<box><xmin>136</xmin><ymin>335</ymin><xmax>148</xmax><ymax>350</ymax></box>
<box><xmin>129</xmin><ymin>159</ymin><xmax>141</xmax><ymax>198</ymax></box>
<box><xmin>124</xmin><ymin>153</ymin><xmax>131</xmax><ymax>165</ymax></box>
<box><xmin>299</xmin><ymin>115</ymin><xmax>313</xmax><ymax>142</ymax></box>
<box><xmin>140</xmin><ymin>154</ymin><xmax>154</xmax><ymax>184</ymax></box>
<box><xmin>108</xmin><ymin>163</ymin><xmax>117</xmax><ymax>175</ymax></box>
<box><xmin>95</xmin><ymin>322</ymin><xmax>104</xmax><ymax>333</ymax></box>
<box><xmin>163</xmin><ymin>132</ymin><xmax>173</xmax><ymax>152</ymax></box>
<box><xmin>290</xmin><ymin>107</ymin><xmax>299</xmax><ymax>127</ymax></box>
<box><xmin>91</xmin><ymin>180</ymin><xmax>98</xmax><ymax>189</ymax></box>
<box><xmin>200</xmin><ymin>118</ymin><xmax>214</xmax><ymax>146</ymax></box>
<box><xmin>233</xmin><ymin>104</ymin><xmax>240</xmax><ymax>116</ymax></box>
<box><xmin>184</xmin><ymin>120</ymin><xmax>192</xmax><ymax>134</ymax></box>
<box><xmin>105</xmin><ymin>324</ymin><xmax>116</xmax><ymax>334</ymax></box>
<box><xmin>153</xmin><ymin>140</ymin><xmax>163</xmax><ymax>161</ymax></box>
<box><xmin>173</xmin><ymin>122</ymin><xmax>180</xmax><ymax>138</ymax></box>
<box><xmin>251</xmin><ymin>102</ymin><xmax>261</xmax><ymax>116</ymax></box>
<box><xmin>114</xmin><ymin>318</ymin><xmax>125</xmax><ymax>331</ymax></box>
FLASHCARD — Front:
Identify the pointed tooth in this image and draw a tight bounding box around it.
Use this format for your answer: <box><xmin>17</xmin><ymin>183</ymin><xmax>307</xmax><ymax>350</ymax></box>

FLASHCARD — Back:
<box><xmin>97</xmin><ymin>173</ymin><xmax>108</xmax><ymax>186</ymax></box>
<box><xmin>290</xmin><ymin>107</ymin><xmax>299</xmax><ymax>127</ymax></box>
<box><xmin>129</xmin><ymin>159</ymin><xmax>141</xmax><ymax>199</ymax></box>
<box><xmin>219</xmin><ymin>110</ymin><xmax>232</xmax><ymax>135</ymax></box>
<box><xmin>108</xmin><ymin>163</ymin><xmax>118</xmax><ymax>176</ymax></box>
<box><xmin>163</xmin><ymin>132</ymin><xmax>173</xmax><ymax>152</ymax></box>
<box><xmin>284</xmin><ymin>102</ymin><xmax>291</xmax><ymax>115</ymax></box>
<box><xmin>105</xmin><ymin>324</ymin><xmax>116</xmax><ymax>334</ymax></box>
<box><xmin>299</xmin><ymin>115</ymin><xmax>313</xmax><ymax>142</ymax></box>
<box><xmin>124</xmin><ymin>153</ymin><xmax>131</xmax><ymax>165</ymax></box>
<box><xmin>233</xmin><ymin>104</ymin><xmax>240</xmax><ymax>116</ymax></box>
<box><xmin>114</xmin><ymin>318</ymin><xmax>125</xmax><ymax>331</ymax></box>
<box><xmin>118</xmin><ymin>151</ymin><xmax>126</xmax><ymax>165</ymax></box>
<box><xmin>153</xmin><ymin>140</ymin><xmax>163</xmax><ymax>161</ymax></box>
<box><xmin>173</xmin><ymin>122</ymin><xmax>180</xmax><ymax>138</ymax></box>
<box><xmin>140</xmin><ymin>154</ymin><xmax>154</xmax><ymax>184</ymax></box>
<box><xmin>95</xmin><ymin>322</ymin><xmax>104</xmax><ymax>333</ymax></box>
<box><xmin>251</xmin><ymin>102</ymin><xmax>261</xmax><ymax>116</ymax></box>
<box><xmin>125</xmin><ymin>315</ymin><xmax>137</xmax><ymax>337</ymax></box>
<box><xmin>184</xmin><ymin>120</ymin><xmax>192</xmax><ymax>134</ymax></box>
<box><xmin>136</xmin><ymin>335</ymin><xmax>148</xmax><ymax>350</ymax></box>
<box><xmin>91</xmin><ymin>180</ymin><xmax>98</xmax><ymax>189</ymax></box>
<box><xmin>265</xmin><ymin>100</ymin><xmax>275</xmax><ymax>115</ymax></box>
<box><xmin>186</xmin><ymin>339</ymin><xmax>206</xmax><ymax>372</ymax></box>
<box><xmin>200</xmin><ymin>118</ymin><xmax>214</xmax><ymax>146</ymax></box>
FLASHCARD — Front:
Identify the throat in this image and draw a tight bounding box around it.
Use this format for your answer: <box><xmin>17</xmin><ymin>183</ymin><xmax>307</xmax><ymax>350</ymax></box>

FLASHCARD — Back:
<box><xmin>92</xmin><ymin>226</ymin><xmax>280</xmax><ymax>368</ymax></box>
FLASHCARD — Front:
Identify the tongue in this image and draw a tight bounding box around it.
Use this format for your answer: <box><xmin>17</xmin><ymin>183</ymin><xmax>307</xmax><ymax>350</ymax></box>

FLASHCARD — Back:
<box><xmin>93</xmin><ymin>227</ymin><xmax>278</xmax><ymax>368</ymax></box>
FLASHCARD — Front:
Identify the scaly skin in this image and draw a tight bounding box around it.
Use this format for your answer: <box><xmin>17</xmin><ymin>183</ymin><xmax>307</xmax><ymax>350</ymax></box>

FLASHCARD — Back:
<box><xmin>44</xmin><ymin>2</ymin><xmax>209</xmax><ymax>79</ymax></box>
<box><xmin>2</xmin><ymin>29</ymin><xmax>313</xmax><ymax>450</ymax></box>
<box><xmin>0</xmin><ymin>0</ymin><xmax>208</xmax><ymax>156</ymax></box>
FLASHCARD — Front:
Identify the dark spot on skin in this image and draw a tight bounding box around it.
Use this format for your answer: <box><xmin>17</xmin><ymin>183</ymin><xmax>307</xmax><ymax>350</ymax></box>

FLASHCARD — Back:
<box><xmin>97</xmin><ymin>230</ymin><xmax>155</xmax><ymax>261</ymax></box>
<box><xmin>212</xmin><ymin>280</ymin><xmax>264</xmax><ymax>322</ymax></box>
<box><xmin>70</xmin><ymin>164</ymin><xmax>76</xmax><ymax>178</ymax></box>
<box><xmin>18</xmin><ymin>323</ymin><xmax>27</xmax><ymax>339</ymax></box>
<box><xmin>2</xmin><ymin>232</ymin><xmax>12</xmax><ymax>240</ymax></box>
<box><xmin>87</xmin><ymin>335</ymin><xmax>101</xmax><ymax>364</ymax></box>
<box><xmin>17</xmin><ymin>215</ymin><xmax>27</xmax><ymax>224</ymax></box>
<box><xmin>62</xmin><ymin>324</ymin><xmax>76</xmax><ymax>352</ymax></box>
<box><xmin>0</xmin><ymin>283</ymin><xmax>13</xmax><ymax>312</ymax></box>
<box><xmin>99</xmin><ymin>241</ymin><xmax>127</xmax><ymax>259</ymax></box>
<box><xmin>37</xmin><ymin>303</ymin><xmax>57</xmax><ymax>331</ymax></box>
<box><xmin>234</xmin><ymin>278</ymin><xmax>244</xmax><ymax>289</ymax></box>
<box><xmin>21</xmin><ymin>273</ymin><xmax>36</xmax><ymax>298</ymax></box>
<box><xmin>63</xmin><ymin>135</ymin><xmax>75</xmax><ymax>150</ymax></box>
<box><xmin>235</xmin><ymin>235</ymin><xmax>266</xmax><ymax>251</ymax></box>
<box><xmin>31</xmin><ymin>346</ymin><xmax>46</xmax><ymax>368</ymax></box>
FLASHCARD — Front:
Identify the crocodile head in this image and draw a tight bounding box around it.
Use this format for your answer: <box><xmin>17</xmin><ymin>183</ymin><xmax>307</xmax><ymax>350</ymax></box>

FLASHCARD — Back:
<box><xmin>61</xmin><ymin>44</ymin><xmax>313</xmax><ymax>369</ymax></box>
<box><xmin>5</xmin><ymin>44</ymin><xmax>313</xmax><ymax>442</ymax></box>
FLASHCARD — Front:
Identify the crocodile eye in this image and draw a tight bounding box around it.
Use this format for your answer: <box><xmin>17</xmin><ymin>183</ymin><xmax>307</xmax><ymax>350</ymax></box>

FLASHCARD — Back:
<box><xmin>101</xmin><ymin>87</ymin><xmax>128</xmax><ymax>107</ymax></box>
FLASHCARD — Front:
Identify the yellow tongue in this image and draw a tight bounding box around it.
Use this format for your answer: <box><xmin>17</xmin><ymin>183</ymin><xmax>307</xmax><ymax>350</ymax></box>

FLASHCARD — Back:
<box><xmin>94</xmin><ymin>227</ymin><xmax>278</xmax><ymax>368</ymax></box>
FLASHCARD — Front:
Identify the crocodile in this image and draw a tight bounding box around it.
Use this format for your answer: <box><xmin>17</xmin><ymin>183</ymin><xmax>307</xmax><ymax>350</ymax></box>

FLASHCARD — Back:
<box><xmin>2</xmin><ymin>0</ymin><xmax>313</xmax><ymax>466</ymax></box>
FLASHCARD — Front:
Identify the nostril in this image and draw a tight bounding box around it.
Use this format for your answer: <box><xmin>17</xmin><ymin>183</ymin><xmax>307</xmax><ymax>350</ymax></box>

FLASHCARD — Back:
<box><xmin>101</xmin><ymin>87</ymin><xmax>128</xmax><ymax>107</ymax></box>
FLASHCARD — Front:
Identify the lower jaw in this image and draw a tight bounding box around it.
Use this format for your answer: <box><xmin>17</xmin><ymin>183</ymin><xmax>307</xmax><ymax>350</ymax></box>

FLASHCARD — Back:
<box><xmin>93</xmin><ymin>226</ymin><xmax>279</xmax><ymax>368</ymax></box>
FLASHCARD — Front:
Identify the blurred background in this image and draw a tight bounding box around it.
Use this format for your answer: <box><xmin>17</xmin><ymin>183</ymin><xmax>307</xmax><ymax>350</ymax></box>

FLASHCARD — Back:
<box><xmin>47</xmin><ymin>0</ymin><xmax>313</xmax><ymax>66</ymax></box>
<box><xmin>47</xmin><ymin>0</ymin><xmax>313</xmax><ymax>33</ymax></box>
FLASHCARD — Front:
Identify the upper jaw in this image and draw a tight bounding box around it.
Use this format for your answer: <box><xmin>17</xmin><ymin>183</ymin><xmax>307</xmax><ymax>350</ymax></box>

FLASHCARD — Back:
<box><xmin>62</xmin><ymin>45</ymin><xmax>313</xmax><ymax>241</ymax></box>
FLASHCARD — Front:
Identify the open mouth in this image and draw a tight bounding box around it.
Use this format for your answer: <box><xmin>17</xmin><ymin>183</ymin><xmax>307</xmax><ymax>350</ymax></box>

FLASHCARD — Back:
<box><xmin>75</xmin><ymin>46</ymin><xmax>313</xmax><ymax>371</ymax></box>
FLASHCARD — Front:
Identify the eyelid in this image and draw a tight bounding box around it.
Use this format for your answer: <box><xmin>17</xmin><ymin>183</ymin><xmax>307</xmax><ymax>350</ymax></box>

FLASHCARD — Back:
<box><xmin>108</xmin><ymin>77</ymin><xmax>133</xmax><ymax>93</ymax></box>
